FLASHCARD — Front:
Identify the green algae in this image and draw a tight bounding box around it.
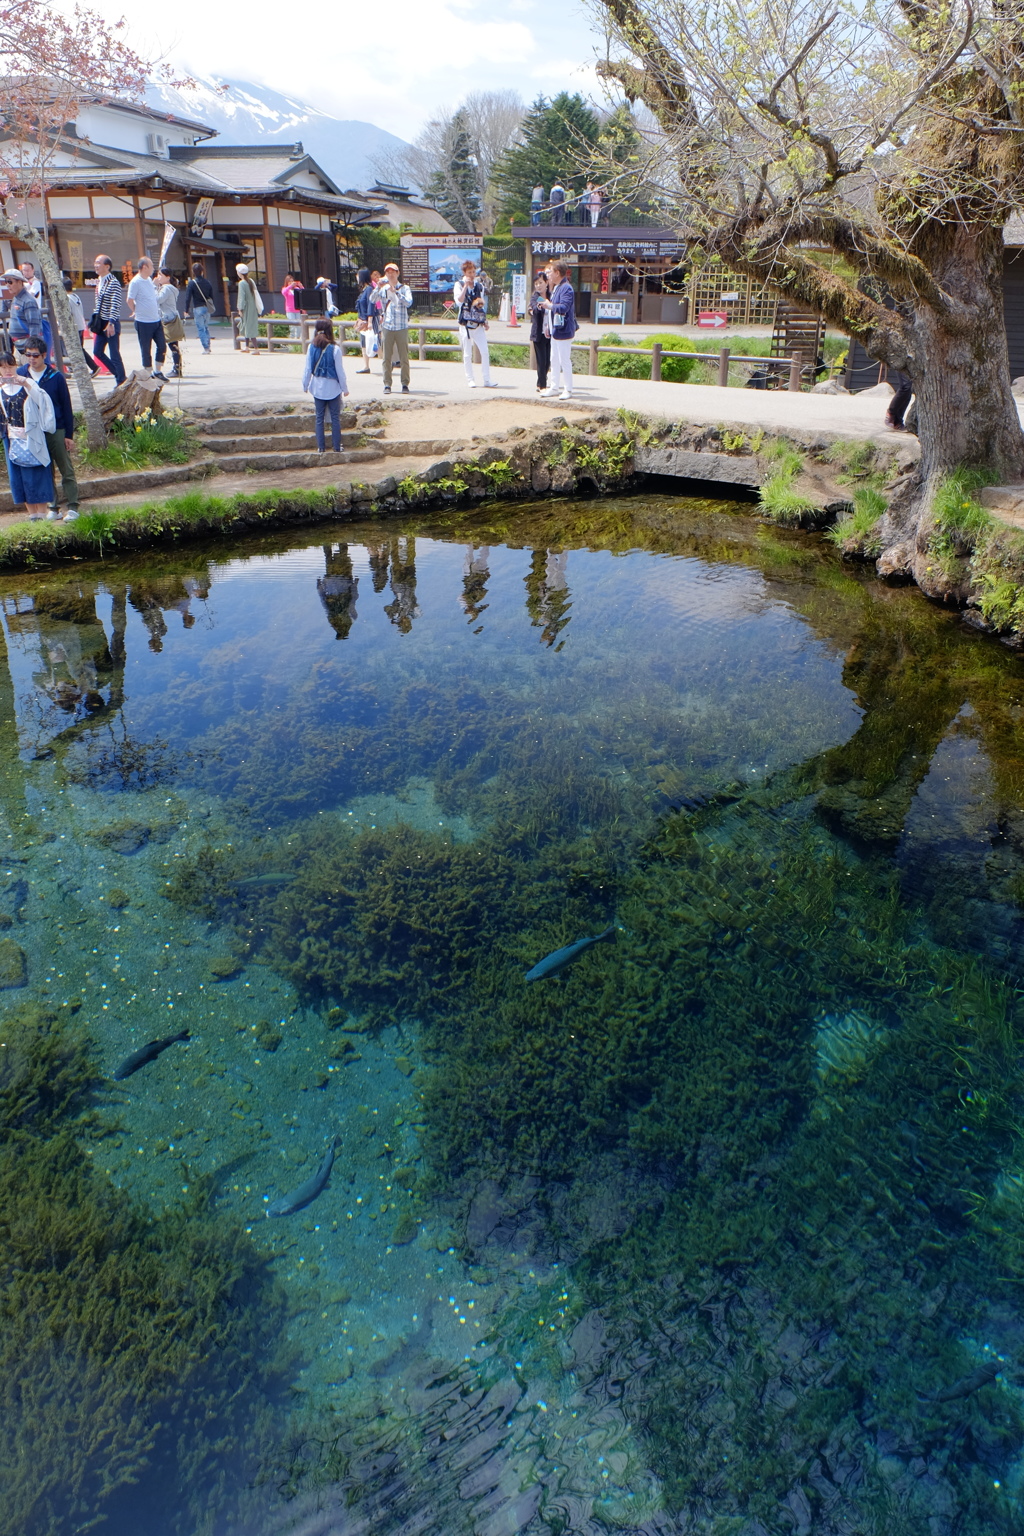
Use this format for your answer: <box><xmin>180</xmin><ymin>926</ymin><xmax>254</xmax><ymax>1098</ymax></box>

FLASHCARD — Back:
<box><xmin>0</xmin><ymin>1003</ymin><xmax>295</xmax><ymax>1536</ymax></box>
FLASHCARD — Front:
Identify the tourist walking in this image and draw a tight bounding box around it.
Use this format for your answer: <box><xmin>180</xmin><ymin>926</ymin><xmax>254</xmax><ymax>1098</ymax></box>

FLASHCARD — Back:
<box><xmin>236</xmin><ymin>263</ymin><xmax>262</xmax><ymax>354</ymax></box>
<box><xmin>529</xmin><ymin>273</ymin><xmax>551</xmax><ymax>394</ymax></box>
<box><xmin>377</xmin><ymin>262</ymin><xmax>412</xmax><ymax>395</ymax></box>
<box><xmin>542</xmin><ymin>260</ymin><xmax>577</xmax><ymax>400</ymax></box>
<box><xmin>90</xmin><ymin>254</ymin><xmax>126</xmax><ymax>384</ymax></box>
<box><xmin>282</xmin><ymin>272</ymin><xmax>302</xmax><ymax>339</ymax></box>
<box><xmin>156</xmin><ymin>269</ymin><xmax>185</xmax><ymax>377</ymax></box>
<box><xmin>0</xmin><ymin>349</ymin><xmax>55</xmax><ymax>520</ymax></box>
<box><xmin>63</xmin><ymin>277</ymin><xmax>98</xmax><ymax>375</ymax></box>
<box><xmin>531</xmin><ymin>184</ymin><xmax>545</xmax><ymax>225</ymax></box>
<box><xmin>127</xmin><ymin>257</ymin><xmax>168</xmax><ymax>379</ymax></box>
<box><xmin>549</xmin><ymin>177</ymin><xmax>566</xmax><ymax>226</ymax></box>
<box><xmin>184</xmin><ymin>263</ymin><xmax>214</xmax><ymax>353</ymax></box>
<box><xmin>3</xmin><ymin>268</ymin><xmax>44</xmax><ymax>355</ymax></box>
<box><xmin>586</xmin><ymin>182</ymin><xmax>602</xmax><ymax>227</ymax></box>
<box><xmin>302</xmin><ymin>319</ymin><xmax>349</xmax><ymax>452</ymax></box>
<box><xmin>17</xmin><ymin>336</ymin><xmax>79</xmax><ymax>519</ymax></box>
<box><xmin>355</xmin><ymin>267</ymin><xmax>379</xmax><ymax>373</ymax></box>
<box><xmin>453</xmin><ymin>259</ymin><xmax>495</xmax><ymax>388</ymax></box>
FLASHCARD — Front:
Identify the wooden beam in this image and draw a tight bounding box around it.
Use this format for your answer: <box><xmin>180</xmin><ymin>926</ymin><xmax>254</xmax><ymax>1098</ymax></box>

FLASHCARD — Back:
<box><xmin>263</xmin><ymin>203</ymin><xmax>275</xmax><ymax>294</ymax></box>
<box><xmin>131</xmin><ymin>192</ymin><xmax>145</xmax><ymax>263</ymax></box>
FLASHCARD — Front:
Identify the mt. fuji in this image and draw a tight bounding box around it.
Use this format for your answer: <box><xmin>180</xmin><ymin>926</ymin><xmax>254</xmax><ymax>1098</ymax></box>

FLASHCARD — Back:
<box><xmin>146</xmin><ymin>76</ymin><xmax>410</xmax><ymax>191</ymax></box>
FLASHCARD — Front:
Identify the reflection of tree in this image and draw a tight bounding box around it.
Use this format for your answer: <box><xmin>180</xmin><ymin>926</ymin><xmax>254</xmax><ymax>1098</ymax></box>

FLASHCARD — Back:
<box><xmin>524</xmin><ymin>549</ymin><xmax>571</xmax><ymax>649</ymax></box>
<box><xmin>384</xmin><ymin>537</ymin><xmax>420</xmax><ymax>636</ymax></box>
<box><xmin>459</xmin><ymin>545</ymin><xmax>491</xmax><ymax>630</ymax></box>
<box><xmin>128</xmin><ymin>575</ymin><xmax>210</xmax><ymax>654</ymax></box>
<box><xmin>317</xmin><ymin>544</ymin><xmax>359</xmax><ymax>641</ymax></box>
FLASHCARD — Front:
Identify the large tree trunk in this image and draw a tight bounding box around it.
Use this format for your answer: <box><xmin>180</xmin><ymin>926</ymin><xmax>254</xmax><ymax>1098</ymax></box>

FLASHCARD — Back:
<box><xmin>877</xmin><ymin>224</ymin><xmax>1024</xmax><ymax>596</ymax></box>
<box><xmin>0</xmin><ymin>214</ymin><xmax>108</xmax><ymax>450</ymax></box>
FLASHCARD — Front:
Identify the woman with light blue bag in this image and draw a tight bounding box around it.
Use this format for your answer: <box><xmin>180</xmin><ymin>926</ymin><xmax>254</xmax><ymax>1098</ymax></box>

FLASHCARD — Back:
<box><xmin>0</xmin><ymin>350</ymin><xmax>55</xmax><ymax>518</ymax></box>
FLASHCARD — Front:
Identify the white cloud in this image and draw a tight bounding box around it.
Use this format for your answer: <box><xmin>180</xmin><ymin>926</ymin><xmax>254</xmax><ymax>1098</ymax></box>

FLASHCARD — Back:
<box><xmin>58</xmin><ymin>0</ymin><xmax>603</xmax><ymax>139</ymax></box>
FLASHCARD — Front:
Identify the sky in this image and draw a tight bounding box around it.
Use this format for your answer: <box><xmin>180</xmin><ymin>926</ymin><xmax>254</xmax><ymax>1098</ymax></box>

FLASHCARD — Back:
<box><xmin>100</xmin><ymin>0</ymin><xmax>611</xmax><ymax>142</ymax></box>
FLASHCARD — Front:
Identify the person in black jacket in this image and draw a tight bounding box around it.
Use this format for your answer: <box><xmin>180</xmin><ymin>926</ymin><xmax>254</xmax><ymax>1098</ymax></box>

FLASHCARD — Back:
<box><xmin>17</xmin><ymin>336</ymin><xmax>79</xmax><ymax>519</ymax></box>
<box><xmin>529</xmin><ymin>273</ymin><xmax>550</xmax><ymax>393</ymax></box>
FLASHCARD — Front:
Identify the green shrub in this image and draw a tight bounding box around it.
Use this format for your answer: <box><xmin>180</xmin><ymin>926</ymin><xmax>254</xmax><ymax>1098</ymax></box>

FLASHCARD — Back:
<box><xmin>641</xmin><ymin>332</ymin><xmax>698</xmax><ymax>383</ymax></box>
<box><xmin>930</xmin><ymin>466</ymin><xmax>997</xmax><ymax>569</ymax></box>
<box><xmin>598</xmin><ymin>349</ymin><xmax>652</xmax><ymax>380</ymax></box>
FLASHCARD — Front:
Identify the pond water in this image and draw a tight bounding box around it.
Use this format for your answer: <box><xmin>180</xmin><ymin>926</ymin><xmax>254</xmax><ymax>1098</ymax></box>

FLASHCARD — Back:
<box><xmin>4</xmin><ymin>494</ymin><xmax>1024</xmax><ymax>1536</ymax></box>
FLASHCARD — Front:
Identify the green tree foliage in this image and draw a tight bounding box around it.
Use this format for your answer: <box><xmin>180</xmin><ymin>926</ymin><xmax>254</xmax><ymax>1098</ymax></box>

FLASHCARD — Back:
<box><xmin>425</xmin><ymin>109</ymin><xmax>482</xmax><ymax>231</ymax></box>
<box><xmin>492</xmin><ymin>93</ymin><xmax>600</xmax><ymax>222</ymax></box>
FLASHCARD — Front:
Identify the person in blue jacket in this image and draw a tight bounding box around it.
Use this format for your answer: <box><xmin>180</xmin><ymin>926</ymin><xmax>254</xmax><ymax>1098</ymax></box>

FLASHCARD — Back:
<box><xmin>355</xmin><ymin>268</ymin><xmax>379</xmax><ymax>374</ymax></box>
<box><xmin>302</xmin><ymin>319</ymin><xmax>349</xmax><ymax>452</ymax></box>
<box><xmin>541</xmin><ymin>259</ymin><xmax>577</xmax><ymax>401</ymax></box>
<box><xmin>17</xmin><ymin>335</ymin><xmax>79</xmax><ymax>518</ymax></box>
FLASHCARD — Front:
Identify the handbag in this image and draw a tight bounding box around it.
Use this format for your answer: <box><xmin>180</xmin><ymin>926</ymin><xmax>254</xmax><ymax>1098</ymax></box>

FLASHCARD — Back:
<box><xmin>163</xmin><ymin>314</ymin><xmax>185</xmax><ymax>343</ymax></box>
<box><xmin>90</xmin><ymin>278</ymin><xmax>108</xmax><ymax>333</ymax></box>
<box><xmin>8</xmin><ymin>432</ymin><xmax>45</xmax><ymax>468</ymax></box>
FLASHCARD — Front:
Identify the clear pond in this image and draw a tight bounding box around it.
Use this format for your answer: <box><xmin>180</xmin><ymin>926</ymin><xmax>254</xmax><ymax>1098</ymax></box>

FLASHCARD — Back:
<box><xmin>3</xmin><ymin>494</ymin><xmax>1024</xmax><ymax>1535</ymax></box>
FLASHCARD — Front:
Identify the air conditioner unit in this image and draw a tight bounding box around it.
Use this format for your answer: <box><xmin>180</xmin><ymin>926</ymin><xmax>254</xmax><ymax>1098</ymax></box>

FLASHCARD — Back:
<box><xmin>146</xmin><ymin>133</ymin><xmax>168</xmax><ymax>157</ymax></box>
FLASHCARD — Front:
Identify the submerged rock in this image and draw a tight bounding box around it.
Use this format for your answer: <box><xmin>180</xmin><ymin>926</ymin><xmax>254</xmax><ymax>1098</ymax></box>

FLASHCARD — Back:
<box><xmin>0</xmin><ymin>938</ymin><xmax>27</xmax><ymax>988</ymax></box>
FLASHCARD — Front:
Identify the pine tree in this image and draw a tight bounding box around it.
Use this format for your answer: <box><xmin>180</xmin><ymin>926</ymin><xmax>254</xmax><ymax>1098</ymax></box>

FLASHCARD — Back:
<box><xmin>425</xmin><ymin>110</ymin><xmax>482</xmax><ymax>231</ymax></box>
<box><xmin>491</xmin><ymin>93</ymin><xmax>600</xmax><ymax>222</ymax></box>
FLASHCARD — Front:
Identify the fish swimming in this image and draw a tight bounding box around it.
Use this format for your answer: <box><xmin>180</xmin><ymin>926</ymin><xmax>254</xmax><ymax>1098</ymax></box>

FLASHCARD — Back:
<box><xmin>231</xmin><ymin>872</ymin><xmax>296</xmax><ymax>889</ymax></box>
<box><xmin>113</xmin><ymin>1029</ymin><xmax>191</xmax><ymax>1080</ymax></box>
<box><xmin>267</xmin><ymin>1137</ymin><xmax>340</xmax><ymax>1218</ymax></box>
<box><xmin>525</xmin><ymin>923</ymin><xmax>617</xmax><ymax>981</ymax></box>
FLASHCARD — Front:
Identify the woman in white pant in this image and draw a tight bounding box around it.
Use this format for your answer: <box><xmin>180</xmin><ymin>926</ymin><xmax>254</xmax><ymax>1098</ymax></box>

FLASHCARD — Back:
<box><xmin>541</xmin><ymin>258</ymin><xmax>578</xmax><ymax>400</ymax></box>
<box><xmin>453</xmin><ymin>260</ymin><xmax>496</xmax><ymax>388</ymax></box>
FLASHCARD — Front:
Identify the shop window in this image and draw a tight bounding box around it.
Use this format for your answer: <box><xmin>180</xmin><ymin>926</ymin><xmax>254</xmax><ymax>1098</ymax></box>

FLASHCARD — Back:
<box><xmin>240</xmin><ymin>237</ymin><xmax>265</xmax><ymax>287</ymax></box>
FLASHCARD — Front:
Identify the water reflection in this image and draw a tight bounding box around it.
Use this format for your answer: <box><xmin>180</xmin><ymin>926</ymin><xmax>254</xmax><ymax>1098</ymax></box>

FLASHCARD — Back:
<box><xmin>2</xmin><ymin>500</ymin><xmax>1024</xmax><ymax>1535</ymax></box>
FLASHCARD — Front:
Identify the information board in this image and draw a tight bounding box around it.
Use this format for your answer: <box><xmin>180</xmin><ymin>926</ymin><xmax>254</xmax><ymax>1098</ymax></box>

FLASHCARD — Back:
<box><xmin>595</xmin><ymin>297</ymin><xmax>627</xmax><ymax>323</ymax></box>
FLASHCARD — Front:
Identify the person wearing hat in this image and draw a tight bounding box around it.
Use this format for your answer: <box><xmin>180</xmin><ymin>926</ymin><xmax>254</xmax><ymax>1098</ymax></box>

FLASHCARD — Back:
<box><xmin>235</xmin><ymin>263</ymin><xmax>261</xmax><ymax>354</ymax></box>
<box><xmin>3</xmin><ymin>269</ymin><xmax>44</xmax><ymax>355</ymax></box>
<box><xmin>376</xmin><ymin>262</ymin><xmax>412</xmax><ymax>395</ymax></box>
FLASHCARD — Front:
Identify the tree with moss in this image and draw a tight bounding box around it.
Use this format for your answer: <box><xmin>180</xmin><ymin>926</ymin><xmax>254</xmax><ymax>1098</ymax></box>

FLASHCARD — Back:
<box><xmin>492</xmin><ymin>92</ymin><xmax>601</xmax><ymax>222</ymax></box>
<box><xmin>590</xmin><ymin>0</ymin><xmax>1024</xmax><ymax>599</ymax></box>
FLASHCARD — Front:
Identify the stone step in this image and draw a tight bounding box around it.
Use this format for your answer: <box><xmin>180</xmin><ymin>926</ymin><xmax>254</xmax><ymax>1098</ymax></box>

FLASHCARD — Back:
<box><xmin>198</xmin><ymin>430</ymin><xmax>370</xmax><ymax>454</ymax></box>
<box><xmin>207</xmin><ymin>446</ymin><xmax>387</xmax><ymax>473</ymax></box>
<box><xmin>194</xmin><ymin>412</ymin><xmax>340</xmax><ymax>436</ymax></box>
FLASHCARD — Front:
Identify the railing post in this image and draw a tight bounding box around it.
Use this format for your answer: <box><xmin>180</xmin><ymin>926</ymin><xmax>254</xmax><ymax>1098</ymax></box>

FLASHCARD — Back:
<box><xmin>718</xmin><ymin>347</ymin><xmax>730</xmax><ymax>387</ymax></box>
<box><xmin>419</xmin><ymin>324</ymin><xmax>426</xmax><ymax>361</ymax></box>
<box><xmin>651</xmin><ymin>342</ymin><xmax>662</xmax><ymax>382</ymax></box>
<box><xmin>589</xmin><ymin>337</ymin><xmax>599</xmax><ymax>375</ymax></box>
<box><xmin>266</xmin><ymin>317</ymin><xmax>274</xmax><ymax>352</ymax></box>
<box><xmin>789</xmin><ymin>353</ymin><xmax>802</xmax><ymax>391</ymax></box>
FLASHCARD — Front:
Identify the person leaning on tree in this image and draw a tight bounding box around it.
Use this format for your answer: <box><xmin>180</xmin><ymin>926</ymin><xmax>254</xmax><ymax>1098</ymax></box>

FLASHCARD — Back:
<box><xmin>17</xmin><ymin>335</ymin><xmax>79</xmax><ymax>520</ymax></box>
<box><xmin>377</xmin><ymin>262</ymin><xmax>413</xmax><ymax>395</ymax></box>
<box><xmin>90</xmin><ymin>254</ymin><xmax>126</xmax><ymax>384</ymax></box>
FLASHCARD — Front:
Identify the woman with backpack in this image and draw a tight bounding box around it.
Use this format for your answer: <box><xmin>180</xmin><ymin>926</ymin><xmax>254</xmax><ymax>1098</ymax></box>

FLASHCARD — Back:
<box><xmin>235</xmin><ymin>263</ymin><xmax>262</xmax><ymax>354</ymax></box>
<box><xmin>302</xmin><ymin>319</ymin><xmax>349</xmax><ymax>452</ymax></box>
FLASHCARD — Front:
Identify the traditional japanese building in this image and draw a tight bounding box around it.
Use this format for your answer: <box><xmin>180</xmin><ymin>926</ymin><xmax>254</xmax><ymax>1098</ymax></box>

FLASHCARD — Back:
<box><xmin>0</xmin><ymin>94</ymin><xmax>383</xmax><ymax>313</ymax></box>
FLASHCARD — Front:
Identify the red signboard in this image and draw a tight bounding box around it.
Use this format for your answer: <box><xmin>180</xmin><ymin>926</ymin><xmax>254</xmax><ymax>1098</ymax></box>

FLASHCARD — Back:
<box><xmin>697</xmin><ymin>311</ymin><xmax>729</xmax><ymax>328</ymax></box>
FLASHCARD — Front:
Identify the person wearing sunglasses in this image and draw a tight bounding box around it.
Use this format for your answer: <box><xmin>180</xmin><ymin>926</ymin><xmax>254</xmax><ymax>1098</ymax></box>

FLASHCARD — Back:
<box><xmin>16</xmin><ymin>335</ymin><xmax>79</xmax><ymax>519</ymax></box>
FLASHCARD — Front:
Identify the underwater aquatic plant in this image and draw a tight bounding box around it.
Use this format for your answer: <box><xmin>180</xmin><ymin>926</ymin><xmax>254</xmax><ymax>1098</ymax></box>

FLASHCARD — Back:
<box><xmin>0</xmin><ymin>1004</ymin><xmax>295</xmax><ymax>1536</ymax></box>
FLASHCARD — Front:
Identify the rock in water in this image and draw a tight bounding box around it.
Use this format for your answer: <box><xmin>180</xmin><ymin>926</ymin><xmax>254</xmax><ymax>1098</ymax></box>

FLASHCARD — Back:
<box><xmin>0</xmin><ymin>938</ymin><xmax>27</xmax><ymax>987</ymax></box>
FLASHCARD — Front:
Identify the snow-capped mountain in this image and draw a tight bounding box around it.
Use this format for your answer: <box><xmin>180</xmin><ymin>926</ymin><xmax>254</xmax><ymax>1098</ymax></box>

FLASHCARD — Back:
<box><xmin>145</xmin><ymin>76</ymin><xmax>409</xmax><ymax>192</ymax></box>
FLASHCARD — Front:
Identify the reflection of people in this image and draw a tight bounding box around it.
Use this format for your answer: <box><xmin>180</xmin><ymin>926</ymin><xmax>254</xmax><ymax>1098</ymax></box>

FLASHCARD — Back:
<box><xmin>524</xmin><ymin>548</ymin><xmax>571</xmax><ymax>648</ymax></box>
<box><xmin>365</xmin><ymin>541</ymin><xmax>390</xmax><ymax>592</ymax></box>
<box><xmin>317</xmin><ymin>543</ymin><xmax>359</xmax><ymax>639</ymax></box>
<box><xmin>460</xmin><ymin>545</ymin><xmax>491</xmax><ymax>628</ymax></box>
<box><xmin>384</xmin><ymin>537</ymin><xmax>420</xmax><ymax>634</ymax></box>
<box><xmin>129</xmin><ymin>575</ymin><xmax>209</xmax><ymax>652</ymax></box>
<box><xmin>453</xmin><ymin>260</ymin><xmax>495</xmax><ymax>389</ymax></box>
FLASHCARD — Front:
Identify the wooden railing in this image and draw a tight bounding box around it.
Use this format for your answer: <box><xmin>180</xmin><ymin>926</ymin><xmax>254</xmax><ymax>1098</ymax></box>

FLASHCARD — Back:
<box><xmin>232</xmin><ymin>315</ymin><xmax>807</xmax><ymax>390</ymax></box>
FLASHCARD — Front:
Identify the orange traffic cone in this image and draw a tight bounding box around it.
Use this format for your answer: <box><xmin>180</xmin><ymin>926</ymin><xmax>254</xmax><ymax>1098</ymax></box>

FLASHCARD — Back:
<box><xmin>509</xmin><ymin>302</ymin><xmax>520</xmax><ymax>328</ymax></box>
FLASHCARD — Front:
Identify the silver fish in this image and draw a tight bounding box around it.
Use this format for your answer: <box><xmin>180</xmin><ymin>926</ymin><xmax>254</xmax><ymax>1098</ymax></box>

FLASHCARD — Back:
<box><xmin>525</xmin><ymin>923</ymin><xmax>617</xmax><ymax>981</ymax></box>
<box><xmin>267</xmin><ymin>1137</ymin><xmax>339</xmax><ymax>1218</ymax></box>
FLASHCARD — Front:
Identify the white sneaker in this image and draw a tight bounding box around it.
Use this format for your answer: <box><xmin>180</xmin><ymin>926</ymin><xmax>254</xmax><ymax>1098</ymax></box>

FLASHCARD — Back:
<box><xmin>540</xmin><ymin>387</ymin><xmax>558</xmax><ymax>396</ymax></box>
<box><xmin>467</xmin><ymin>380</ymin><xmax>478</xmax><ymax>388</ymax></box>
<box><xmin>64</xmin><ymin>509</ymin><xmax>79</xmax><ymax>521</ymax></box>
<box><xmin>482</xmin><ymin>381</ymin><xmax>498</xmax><ymax>388</ymax></box>
<box><xmin>559</xmin><ymin>390</ymin><xmax>573</xmax><ymax>401</ymax></box>
<box><xmin>46</xmin><ymin>509</ymin><xmax>62</xmax><ymax>521</ymax></box>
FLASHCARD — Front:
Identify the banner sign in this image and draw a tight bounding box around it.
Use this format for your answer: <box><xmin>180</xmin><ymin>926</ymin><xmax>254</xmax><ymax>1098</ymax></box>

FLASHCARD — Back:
<box><xmin>528</xmin><ymin>235</ymin><xmax>682</xmax><ymax>260</ymax></box>
<box><xmin>191</xmin><ymin>197</ymin><xmax>214</xmax><ymax>237</ymax></box>
<box><xmin>158</xmin><ymin>221</ymin><xmax>176</xmax><ymax>269</ymax></box>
